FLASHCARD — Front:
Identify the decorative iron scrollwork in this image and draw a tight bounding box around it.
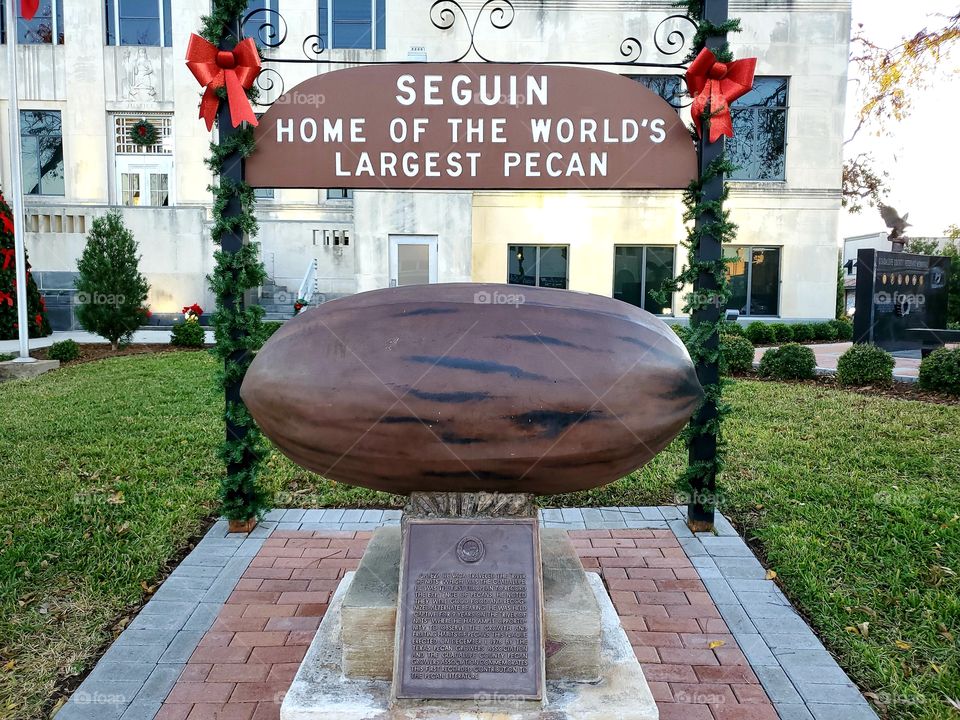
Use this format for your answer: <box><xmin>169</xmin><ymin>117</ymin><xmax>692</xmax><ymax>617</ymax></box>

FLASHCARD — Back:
<box><xmin>239</xmin><ymin>7</ymin><xmax>287</xmax><ymax>49</ymax></box>
<box><xmin>429</xmin><ymin>0</ymin><xmax>516</xmax><ymax>62</ymax></box>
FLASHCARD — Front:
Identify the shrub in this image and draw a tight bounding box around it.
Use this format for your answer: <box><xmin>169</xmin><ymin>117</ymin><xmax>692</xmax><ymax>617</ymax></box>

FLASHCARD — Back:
<box><xmin>721</xmin><ymin>322</ymin><xmax>745</xmax><ymax>337</ymax></box>
<box><xmin>170</xmin><ymin>320</ymin><xmax>206</xmax><ymax>348</ymax></box>
<box><xmin>720</xmin><ymin>335</ymin><xmax>755</xmax><ymax>375</ymax></box>
<box><xmin>47</xmin><ymin>339</ymin><xmax>80</xmax><ymax>363</ymax></box>
<box><xmin>670</xmin><ymin>324</ymin><xmax>690</xmax><ymax>343</ymax></box>
<box><xmin>758</xmin><ymin>343</ymin><xmax>816</xmax><ymax>380</ymax></box>
<box><xmin>831</xmin><ymin>318</ymin><xmax>854</xmax><ymax>342</ymax></box>
<box><xmin>745</xmin><ymin>321</ymin><xmax>776</xmax><ymax>345</ymax></box>
<box><xmin>836</xmin><ymin>344</ymin><xmax>894</xmax><ymax>386</ymax></box>
<box><xmin>770</xmin><ymin>323</ymin><xmax>794</xmax><ymax>343</ymax></box>
<box><xmin>918</xmin><ymin>347</ymin><xmax>960</xmax><ymax>395</ymax></box>
<box><xmin>791</xmin><ymin>323</ymin><xmax>814</xmax><ymax>342</ymax></box>
<box><xmin>257</xmin><ymin>321</ymin><xmax>284</xmax><ymax>347</ymax></box>
<box><xmin>74</xmin><ymin>211</ymin><xmax>150</xmax><ymax>350</ymax></box>
<box><xmin>0</xmin><ymin>352</ymin><xmax>13</xmax><ymax>362</ymax></box>
<box><xmin>811</xmin><ymin>322</ymin><xmax>839</xmax><ymax>342</ymax></box>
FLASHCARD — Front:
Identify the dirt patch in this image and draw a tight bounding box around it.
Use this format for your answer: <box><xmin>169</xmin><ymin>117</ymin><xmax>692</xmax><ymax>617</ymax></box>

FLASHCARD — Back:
<box><xmin>31</xmin><ymin>343</ymin><xmax>207</xmax><ymax>366</ymax></box>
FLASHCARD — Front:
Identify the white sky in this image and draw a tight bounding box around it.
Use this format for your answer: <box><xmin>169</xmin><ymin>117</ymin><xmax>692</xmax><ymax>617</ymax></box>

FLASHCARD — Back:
<box><xmin>840</xmin><ymin>0</ymin><xmax>960</xmax><ymax>241</ymax></box>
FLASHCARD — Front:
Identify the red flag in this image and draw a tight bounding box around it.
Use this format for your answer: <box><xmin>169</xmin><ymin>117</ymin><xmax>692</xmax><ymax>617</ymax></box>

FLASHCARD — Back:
<box><xmin>21</xmin><ymin>0</ymin><xmax>40</xmax><ymax>21</ymax></box>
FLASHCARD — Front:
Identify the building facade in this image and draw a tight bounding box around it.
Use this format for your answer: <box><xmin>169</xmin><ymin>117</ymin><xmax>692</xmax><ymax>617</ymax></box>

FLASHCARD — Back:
<box><xmin>0</xmin><ymin>0</ymin><xmax>850</xmax><ymax>327</ymax></box>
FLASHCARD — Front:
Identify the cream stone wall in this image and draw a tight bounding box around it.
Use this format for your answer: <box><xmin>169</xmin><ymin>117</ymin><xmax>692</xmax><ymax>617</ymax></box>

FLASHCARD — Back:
<box><xmin>0</xmin><ymin>0</ymin><xmax>849</xmax><ymax>324</ymax></box>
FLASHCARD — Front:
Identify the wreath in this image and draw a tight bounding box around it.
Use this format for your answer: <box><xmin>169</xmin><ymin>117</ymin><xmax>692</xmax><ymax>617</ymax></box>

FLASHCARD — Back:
<box><xmin>129</xmin><ymin>119</ymin><xmax>158</xmax><ymax>147</ymax></box>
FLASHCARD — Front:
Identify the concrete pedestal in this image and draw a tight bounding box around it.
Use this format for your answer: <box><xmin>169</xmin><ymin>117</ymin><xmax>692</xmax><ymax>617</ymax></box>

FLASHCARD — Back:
<box><xmin>0</xmin><ymin>359</ymin><xmax>59</xmax><ymax>381</ymax></box>
<box><xmin>283</xmin><ymin>519</ymin><xmax>659</xmax><ymax>720</ymax></box>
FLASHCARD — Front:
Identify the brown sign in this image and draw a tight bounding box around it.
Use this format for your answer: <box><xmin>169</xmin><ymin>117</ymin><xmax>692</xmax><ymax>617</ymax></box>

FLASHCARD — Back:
<box><xmin>246</xmin><ymin>64</ymin><xmax>696</xmax><ymax>190</ymax></box>
<box><xmin>394</xmin><ymin>519</ymin><xmax>543</xmax><ymax>700</ymax></box>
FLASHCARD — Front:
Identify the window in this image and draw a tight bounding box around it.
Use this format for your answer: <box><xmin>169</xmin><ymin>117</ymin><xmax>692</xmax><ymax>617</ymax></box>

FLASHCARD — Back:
<box><xmin>724</xmin><ymin>246</ymin><xmax>781</xmax><ymax>316</ymax></box>
<box><xmin>113</xmin><ymin>115</ymin><xmax>173</xmax><ymax>206</ymax></box>
<box><xmin>613</xmin><ymin>246</ymin><xmax>675</xmax><ymax>315</ymax></box>
<box><xmin>319</xmin><ymin>0</ymin><xmax>386</xmax><ymax>50</ymax></box>
<box><xmin>20</xmin><ymin>110</ymin><xmax>64</xmax><ymax>196</ymax></box>
<box><xmin>633</xmin><ymin>75</ymin><xmax>685</xmax><ymax>109</ymax></box>
<box><xmin>326</xmin><ymin>188</ymin><xmax>354</xmax><ymax>200</ymax></box>
<box><xmin>508</xmin><ymin>245</ymin><xmax>568</xmax><ymax>289</ymax></box>
<box><xmin>728</xmin><ymin>78</ymin><xmax>788</xmax><ymax>181</ymax></box>
<box><xmin>105</xmin><ymin>0</ymin><xmax>172</xmax><ymax>46</ymax></box>
<box><xmin>114</xmin><ymin>115</ymin><xmax>171</xmax><ymax>155</ymax></box>
<box><xmin>243</xmin><ymin>0</ymin><xmax>279</xmax><ymax>46</ymax></box>
<box><xmin>0</xmin><ymin>0</ymin><xmax>64</xmax><ymax>43</ymax></box>
<box><xmin>254</xmin><ymin>187</ymin><xmax>275</xmax><ymax>200</ymax></box>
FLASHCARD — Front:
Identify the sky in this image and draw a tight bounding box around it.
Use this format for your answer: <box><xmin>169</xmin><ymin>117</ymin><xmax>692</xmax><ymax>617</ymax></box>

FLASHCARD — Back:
<box><xmin>840</xmin><ymin>0</ymin><xmax>960</xmax><ymax>241</ymax></box>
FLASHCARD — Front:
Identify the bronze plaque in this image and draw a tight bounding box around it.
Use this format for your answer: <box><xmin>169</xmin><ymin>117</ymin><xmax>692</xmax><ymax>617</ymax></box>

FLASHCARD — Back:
<box><xmin>395</xmin><ymin>519</ymin><xmax>543</xmax><ymax>700</ymax></box>
<box><xmin>246</xmin><ymin>63</ymin><xmax>697</xmax><ymax>190</ymax></box>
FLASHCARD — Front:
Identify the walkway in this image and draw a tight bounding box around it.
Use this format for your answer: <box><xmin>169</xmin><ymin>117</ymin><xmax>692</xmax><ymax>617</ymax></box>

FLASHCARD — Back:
<box><xmin>54</xmin><ymin>507</ymin><xmax>878</xmax><ymax>720</ymax></box>
<box><xmin>0</xmin><ymin>329</ymin><xmax>215</xmax><ymax>354</ymax></box>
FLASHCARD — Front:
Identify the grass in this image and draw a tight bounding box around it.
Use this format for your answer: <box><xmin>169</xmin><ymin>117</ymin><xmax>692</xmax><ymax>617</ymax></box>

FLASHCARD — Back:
<box><xmin>0</xmin><ymin>353</ymin><xmax>958</xmax><ymax>718</ymax></box>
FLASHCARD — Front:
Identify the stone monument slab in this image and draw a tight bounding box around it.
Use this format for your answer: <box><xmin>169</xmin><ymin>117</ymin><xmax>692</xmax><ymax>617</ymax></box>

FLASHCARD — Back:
<box><xmin>394</xmin><ymin>518</ymin><xmax>544</xmax><ymax>701</ymax></box>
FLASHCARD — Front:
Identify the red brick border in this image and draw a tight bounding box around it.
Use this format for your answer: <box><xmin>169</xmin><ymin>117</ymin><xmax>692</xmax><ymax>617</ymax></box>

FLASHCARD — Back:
<box><xmin>158</xmin><ymin>529</ymin><xmax>777</xmax><ymax>720</ymax></box>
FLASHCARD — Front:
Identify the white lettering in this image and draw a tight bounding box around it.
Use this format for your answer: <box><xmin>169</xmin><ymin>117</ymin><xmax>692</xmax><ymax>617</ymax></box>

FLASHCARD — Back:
<box><xmin>452</xmin><ymin>75</ymin><xmax>472</xmax><ymax>106</ymax></box>
<box><xmin>276</xmin><ymin>118</ymin><xmax>294</xmax><ymax>143</ymax></box>
<box><xmin>323</xmin><ymin>118</ymin><xmax>343</xmax><ymax>143</ymax></box>
<box><xmin>300</xmin><ymin>118</ymin><xmax>317</xmax><ymax>142</ymax></box>
<box><xmin>424</xmin><ymin>75</ymin><xmax>443</xmax><ymax>105</ymax></box>
<box><xmin>504</xmin><ymin>152</ymin><xmax>522</xmax><ymax>175</ymax></box>
<box><xmin>396</xmin><ymin>74</ymin><xmax>416</xmax><ymax>106</ymax></box>
<box><xmin>649</xmin><ymin>118</ymin><xmax>666</xmax><ymax>144</ymax></box>
<box><xmin>350</xmin><ymin>118</ymin><xmax>366</xmax><ymax>142</ymax></box>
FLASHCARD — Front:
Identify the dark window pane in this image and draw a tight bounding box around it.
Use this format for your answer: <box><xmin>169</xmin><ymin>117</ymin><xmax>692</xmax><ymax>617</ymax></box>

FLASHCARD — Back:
<box><xmin>633</xmin><ymin>75</ymin><xmax>685</xmax><ymax>109</ymax></box>
<box><xmin>333</xmin><ymin>21</ymin><xmax>372</xmax><ymax>48</ymax></box>
<box><xmin>614</xmin><ymin>246</ymin><xmax>643</xmax><ymax>307</ymax></box>
<box><xmin>244</xmin><ymin>0</ymin><xmax>279</xmax><ymax>46</ymax></box>
<box><xmin>333</xmin><ymin>0</ymin><xmax>372</xmax><ymax>48</ymax></box>
<box><xmin>105</xmin><ymin>0</ymin><xmax>115</xmax><ymax>43</ymax></box>
<box><xmin>326</xmin><ymin>188</ymin><xmax>353</xmax><ymax>199</ymax></box>
<box><xmin>163</xmin><ymin>0</ymin><xmax>171</xmax><ymax>45</ymax></box>
<box><xmin>119</xmin><ymin>0</ymin><xmax>158</xmax><ymax>17</ymax></box>
<box><xmin>334</xmin><ymin>0</ymin><xmax>370</xmax><ymax>22</ymax></box>
<box><xmin>20</xmin><ymin>110</ymin><xmax>63</xmax><ymax>196</ymax></box>
<box><xmin>749</xmin><ymin>248</ymin><xmax>780</xmax><ymax>316</ymax></box>
<box><xmin>728</xmin><ymin>77</ymin><xmax>787</xmax><ymax>181</ymax></box>
<box><xmin>18</xmin><ymin>0</ymin><xmax>55</xmax><ymax>44</ymax></box>
<box><xmin>725</xmin><ymin>246</ymin><xmax>749</xmax><ymax>314</ymax></box>
<box><xmin>375</xmin><ymin>0</ymin><xmax>385</xmax><ymax>49</ymax></box>
<box><xmin>120</xmin><ymin>18</ymin><xmax>160</xmax><ymax>45</ymax></box>
<box><xmin>644</xmin><ymin>247</ymin><xmax>674</xmax><ymax>315</ymax></box>
<box><xmin>509</xmin><ymin>245</ymin><xmax>536</xmax><ymax>287</ymax></box>
<box><xmin>538</xmin><ymin>246</ymin><xmax>568</xmax><ymax>289</ymax></box>
<box><xmin>318</xmin><ymin>0</ymin><xmax>328</xmax><ymax>47</ymax></box>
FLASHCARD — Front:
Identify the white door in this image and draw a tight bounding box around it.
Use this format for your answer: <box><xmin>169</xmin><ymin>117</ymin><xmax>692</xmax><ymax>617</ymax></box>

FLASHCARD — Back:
<box><xmin>389</xmin><ymin>235</ymin><xmax>438</xmax><ymax>287</ymax></box>
<box><xmin>116</xmin><ymin>158</ymin><xmax>173</xmax><ymax>207</ymax></box>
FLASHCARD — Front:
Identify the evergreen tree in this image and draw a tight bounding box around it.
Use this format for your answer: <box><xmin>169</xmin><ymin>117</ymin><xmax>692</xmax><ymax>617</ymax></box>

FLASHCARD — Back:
<box><xmin>0</xmin><ymin>192</ymin><xmax>51</xmax><ymax>340</ymax></box>
<box><xmin>75</xmin><ymin>211</ymin><xmax>150</xmax><ymax>350</ymax></box>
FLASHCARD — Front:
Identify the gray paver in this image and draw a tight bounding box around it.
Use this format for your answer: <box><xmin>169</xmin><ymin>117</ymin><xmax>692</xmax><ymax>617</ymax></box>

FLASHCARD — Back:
<box><xmin>580</xmin><ymin>508</ymin><xmax>604</xmax><ymax>525</ymax></box>
<box><xmin>158</xmin><ymin>630</ymin><xmax>206</xmax><ymax>664</ymax></box>
<box><xmin>735</xmin><ymin>633</ymin><xmax>778</xmax><ymax>667</ymax></box>
<box><xmin>659</xmin><ymin>505</ymin><xmax>684</xmax><ymax>520</ymax></box>
<box><xmin>282</xmin><ymin>509</ymin><xmax>306</xmax><ymax>522</ymax></box>
<box><xmin>340</xmin><ymin>509</ymin><xmax>364</xmax><ymax>522</ymax></box>
<box><xmin>701</xmin><ymin>576</ymin><xmax>739</xmax><ymax>605</ymax></box>
<box><xmin>754</xmin><ymin>665</ymin><xmax>804</xmax><ymax>704</ymax></box>
<box><xmin>775</xmin><ymin>705</ymin><xmax>815</xmax><ymax>720</ymax></box>
<box><xmin>360</xmin><ymin>509</ymin><xmax>384</xmax><ymax>523</ymax></box>
<box><xmin>716</xmin><ymin>603</ymin><xmax>758</xmax><ymax>635</ymax></box>
<box><xmin>301</xmin><ymin>509</ymin><xmax>325</xmax><ymax>523</ymax></box>
<box><xmin>109</xmin><ymin>628</ymin><xmax>176</xmax><ymax>648</ymax></box>
<box><xmin>87</xmin><ymin>662</ymin><xmax>156</xmax><ymax>684</ymax></box>
<box><xmin>712</xmin><ymin>555</ymin><xmax>768</xmax><ymax>579</ymax></box>
<box><xmin>766</xmin><ymin>633</ymin><xmax>830</xmax><ymax>651</ymax></box>
<box><xmin>561</xmin><ymin>507</ymin><xmax>583</xmax><ymax>523</ymax></box>
<box><xmin>134</xmin><ymin>664</ymin><xmax>183</xmax><ymax>701</ymax></box>
<box><xmin>700</xmin><ymin>536</ymin><xmax>755</xmax><ymax>557</ymax></box>
<box><xmin>119</xmin><ymin>699</ymin><xmax>163</xmax><ymax>720</ymax></box>
<box><xmin>321</xmin><ymin>508</ymin><xmax>346</xmax><ymax>522</ymax></box>
<box><xmin>541</xmin><ymin>508</ymin><xmax>563</xmax><ymax>522</ymax></box>
<box><xmin>183</xmin><ymin>602</ymin><xmax>221</xmax><ymax>632</ymax></box>
<box><xmin>808</xmin><ymin>703</ymin><xmax>878</xmax><ymax>719</ymax></box>
<box><xmin>667</xmin><ymin>518</ymin><xmax>694</xmax><ymax>537</ymax></box>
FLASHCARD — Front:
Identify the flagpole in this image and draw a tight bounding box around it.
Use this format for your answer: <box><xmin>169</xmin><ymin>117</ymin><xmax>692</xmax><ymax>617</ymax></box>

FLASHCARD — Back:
<box><xmin>5</xmin><ymin>0</ymin><xmax>34</xmax><ymax>363</ymax></box>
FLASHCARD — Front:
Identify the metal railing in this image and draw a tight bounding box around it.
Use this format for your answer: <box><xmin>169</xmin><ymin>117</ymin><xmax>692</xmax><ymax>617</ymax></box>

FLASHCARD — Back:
<box><xmin>296</xmin><ymin>258</ymin><xmax>318</xmax><ymax>310</ymax></box>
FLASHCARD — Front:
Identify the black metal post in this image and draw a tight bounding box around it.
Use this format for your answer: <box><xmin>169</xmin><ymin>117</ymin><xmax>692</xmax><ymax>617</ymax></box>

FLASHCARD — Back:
<box><xmin>217</xmin><ymin>24</ymin><xmax>252</xmax><ymax>488</ymax></box>
<box><xmin>687</xmin><ymin>0</ymin><xmax>728</xmax><ymax>532</ymax></box>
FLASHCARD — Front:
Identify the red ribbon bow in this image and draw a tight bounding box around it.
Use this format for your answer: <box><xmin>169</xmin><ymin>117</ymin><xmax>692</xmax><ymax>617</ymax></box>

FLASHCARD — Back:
<box><xmin>21</xmin><ymin>0</ymin><xmax>39</xmax><ymax>21</ymax></box>
<box><xmin>185</xmin><ymin>34</ymin><xmax>260</xmax><ymax>132</ymax></box>
<box><xmin>0</xmin><ymin>291</ymin><xmax>12</xmax><ymax>307</ymax></box>
<box><xmin>685</xmin><ymin>48</ymin><xmax>757</xmax><ymax>144</ymax></box>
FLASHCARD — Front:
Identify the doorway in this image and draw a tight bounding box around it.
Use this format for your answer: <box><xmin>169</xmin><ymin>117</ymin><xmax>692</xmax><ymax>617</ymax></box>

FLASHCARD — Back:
<box><xmin>389</xmin><ymin>235</ymin><xmax>438</xmax><ymax>287</ymax></box>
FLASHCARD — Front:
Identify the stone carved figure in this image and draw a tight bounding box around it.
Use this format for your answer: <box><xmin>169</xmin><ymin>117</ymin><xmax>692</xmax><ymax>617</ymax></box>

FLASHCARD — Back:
<box><xmin>880</xmin><ymin>204</ymin><xmax>911</xmax><ymax>250</ymax></box>
<box><xmin>128</xmin><ymin>48</ymin><xmax>157</xmax><ymax>100</ymax></box>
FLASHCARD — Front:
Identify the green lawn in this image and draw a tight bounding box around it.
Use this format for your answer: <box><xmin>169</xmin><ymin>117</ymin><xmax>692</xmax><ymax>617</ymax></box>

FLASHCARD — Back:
<box><xmin>0</xmin><ymin>352</ymin><xmax>958</xmax><ymax>719</ymax></box>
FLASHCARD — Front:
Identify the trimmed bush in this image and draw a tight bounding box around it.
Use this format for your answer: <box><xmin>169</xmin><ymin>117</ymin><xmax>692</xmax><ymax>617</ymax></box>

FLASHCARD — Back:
<box><xmin>791</xmin><ymin>323</ymin><xmax>814</xmax><ymax>342</ymax></box>
<box><xmin>758</xmin><ymin>343</ymin><xmax>816</xmax><ymax>380</ymax></box>
<box><xmin>670</xmin><ymin>324</ymin><xmax>690</xmax><ymax>343</ymax></box>
<box><xmin>720</xmin><ymin>334</ymin><xmax>755</xmax><ymax>375</ymax></box>
<box><xmin>918</xmin><ymin>347</ymin><xmax>960</xmax><ymax>395</ymax></box>
<box><xmin>0</xmin><ymin>352</ymin><xmax>13</xmax><ymax>362</ymax></box>
<box><xmin>836</xmin><ymin>344</ymin><xmax>894</xmax><ymax>386</ymax></box>
<box><xmin>745</xmin><ymin>321</ymin><xmax>776</xmax><ymax>345</ymax></box>
<box><xmin>811</xmin><ymin>322</ymin><xmax>839</xmax><ymax>342</ymax></box>
<box><xmin>170</xmin><ymin>320</ymin><xmax>206</xmax><ymax>348</ymax></box>
<box><xmin>47</xmin><ymin>339</ymin><xmax>80</xmax><ymax>363</ymax></box>
<box><xmin>770</xmin><ymin>323</ymin><xmax>794</xmax><ymax>343</ymax></box>
<box><xmin>257</xmin><ymin>321</ymin><xmax>284</xmax><ymax>348</ymax></box>
<box><xmin>831</xmin><ymin>318</ymin><xmax>854</xmax><ymax>342</ymax></box>
<box><xmin>721</xmin><ymin>322</ymin><xmax>745</xmax><ymax>337</ymax></box>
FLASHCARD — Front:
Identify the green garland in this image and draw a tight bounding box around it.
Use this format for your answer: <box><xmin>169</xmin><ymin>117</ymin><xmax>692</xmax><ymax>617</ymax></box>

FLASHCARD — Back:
<box><xmin>201</xmin><ymin>0</ymin><xmax>270</xmax><ymax>522</ymax></box>
<box><xmin>663</xmin><ymin>0</ymin><xmax>744</xmax><ymax>514</ymax></box>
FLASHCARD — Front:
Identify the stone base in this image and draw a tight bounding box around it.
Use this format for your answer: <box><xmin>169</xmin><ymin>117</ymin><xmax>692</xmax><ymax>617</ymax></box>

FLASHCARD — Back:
<box><xmin>282</xmin><ymin>571</ymin><xmax>658</xmax><ymax>720</ymax></box>
<box><xmin>341</xmin><ymin>527</ymin><xmax>601</xmax><ymax>683</ymax></box>
<box><xmin>0</xmin><ymin>359</ymin><xmax>59</xmax><ymax>382</ymax></box>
